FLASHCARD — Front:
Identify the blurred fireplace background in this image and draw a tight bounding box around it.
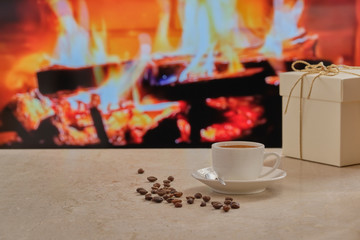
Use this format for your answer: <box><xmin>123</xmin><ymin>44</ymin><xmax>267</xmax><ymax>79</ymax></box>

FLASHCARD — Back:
<box><xmin>0</xmin><ymin>0</ymin><xmax>357</xmax><ymax>148</ymax></box>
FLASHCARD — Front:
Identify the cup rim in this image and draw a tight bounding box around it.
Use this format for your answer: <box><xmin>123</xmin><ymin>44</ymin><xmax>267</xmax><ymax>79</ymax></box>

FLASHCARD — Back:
<box><xmin>211</xmin><ymin>141</ymin><xmax>264</xmax><ymax>149</ymax></box>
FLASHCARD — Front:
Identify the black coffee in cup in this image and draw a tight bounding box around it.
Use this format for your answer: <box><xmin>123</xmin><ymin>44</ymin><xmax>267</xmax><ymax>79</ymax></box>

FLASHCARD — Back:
<box><xmin>220</xmin><ymin>145</ymin><xmax>257</xmax><ymax>148</ymax></box>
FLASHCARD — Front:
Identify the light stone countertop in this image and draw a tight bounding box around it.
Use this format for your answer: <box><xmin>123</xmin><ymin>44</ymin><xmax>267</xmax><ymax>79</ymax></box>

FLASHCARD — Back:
<box><xmin>0</xmin><ymin>148</ymin><xmax>360</xmax><ymax>240</ymax></box>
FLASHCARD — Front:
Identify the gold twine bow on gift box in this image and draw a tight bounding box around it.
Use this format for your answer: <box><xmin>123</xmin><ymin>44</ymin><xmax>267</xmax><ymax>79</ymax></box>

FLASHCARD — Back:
<box><xmin>284</xmin><ymin>60</ymin><xmax>360</xmax><ymax>159</ymax></box>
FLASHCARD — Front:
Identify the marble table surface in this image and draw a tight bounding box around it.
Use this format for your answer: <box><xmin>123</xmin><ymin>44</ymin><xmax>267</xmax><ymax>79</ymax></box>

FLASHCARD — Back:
<box><xmin>0</xmin><ymin>148</ymin><xmax>359</xmax><ymax>240</ymax></box>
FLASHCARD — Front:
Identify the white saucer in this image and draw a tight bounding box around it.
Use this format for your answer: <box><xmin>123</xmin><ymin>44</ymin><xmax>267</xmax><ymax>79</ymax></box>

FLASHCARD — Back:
<box><xmin>191</xmin><ymin>166</ymin><xmax>286</xmax><ymax>195</ymax></box>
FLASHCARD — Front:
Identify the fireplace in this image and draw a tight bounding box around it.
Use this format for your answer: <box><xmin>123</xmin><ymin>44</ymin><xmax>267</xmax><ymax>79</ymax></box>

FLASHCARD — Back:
<box><xmin>0</xmin><ymin>0</ymin><xmax>357</xmax><ymax>148</ymax></box>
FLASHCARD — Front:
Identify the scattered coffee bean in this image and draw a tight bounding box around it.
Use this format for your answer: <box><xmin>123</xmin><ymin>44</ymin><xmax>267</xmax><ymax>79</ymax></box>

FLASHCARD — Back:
<box><xmin>172</xmin><ymin>199</ymin><xmax>182</xmax><ymax>204</ymax></box>
<box><xmin>145</xmin><ymin>194</ymin><xmax>152</xmax><ymax>201</ymax></box>
<box><xmin>230</xmin><ymin>202</ymin><xmax>240</xmax><ymax>209</ymax></box>
<box><xmin>152</xmin><ymin>196</ymin><xmax>163</xmax><ymax>203</ymax></box>
<box><xmin>212</xmin><ymin>203</ymin><xmax>223</xmax><ymax>209</ymax></box>
<box><xmin>211</xmin><ymin>201</ymin><xmax>221</xmax><ymax>206</ymax></box>
<box><xmin>138</xmin><ymin>189</ymin><xmax>148</xmax><ymax>195</ymax></box>
<box><xmin>194</xmin><ymin>193</ymin><xmax>202</xmax><ymax>199</ymax></box>
<box><xmin>174</xmin><ymin>202</ymin><xmax>182</xmax><ymax>208</ymax></box>
<box><xmin>136</xmin><ymin>170</ymin><xmax>241</xmax><ymax>212</ymax></box>
<box><xmin>136</xmin><ymin>187</ymin><xmax>146</xmax><ymax>193</ymax></box>
<box><xmin>202</xmin><ymin>196</ymin><xmax>211</xmax><ymax>202</ymax></box>
<box><xmin>157</xmin><ymin>189</ymin><xmax>166</xmax><ymax>196</ymax></box>
<box><xmin>223</xmin><ymin>205</ymin><xmax>231</xmax><ymax>212</ymax></box>
<box><xmin>173</xmin><ymin>192</ymin><xmax>183</xmax><ymax>198</ymax></box>
<box><xmin>147</xmin><ymin>176</ymin><xmax>158</xmax><ymax>182</ymax></box>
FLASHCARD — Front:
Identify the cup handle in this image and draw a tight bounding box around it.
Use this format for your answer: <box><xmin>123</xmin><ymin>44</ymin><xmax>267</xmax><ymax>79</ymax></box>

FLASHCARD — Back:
<box><xmin>258</xmin><ymin>152</ymin><xmax>281</xmax><ymax>178</ymax></box>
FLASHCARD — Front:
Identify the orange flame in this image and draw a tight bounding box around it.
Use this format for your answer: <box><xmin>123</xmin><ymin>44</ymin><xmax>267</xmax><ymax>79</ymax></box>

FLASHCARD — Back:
<box><xmin>46</xmin><ymin>0</ymin><xmax>118</xmax><ymax>68</ymax></box>
<box><xmin>154</xmin><ymin>0</ymin><xmax>251</xmax><ymax>81</ymax></box>
<box><xmin>260</xmin><ymin>0</ymin><xmax>305</xmax><ymax>57</ymax></box>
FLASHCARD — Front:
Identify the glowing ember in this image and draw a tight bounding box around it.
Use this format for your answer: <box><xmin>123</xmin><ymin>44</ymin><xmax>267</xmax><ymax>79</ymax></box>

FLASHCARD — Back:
<box><xmin>0</xmin><ymin>132</ymin><xmax>20</xmax><ymax>146</ymax></box>
<box><xmin>201</xmin><ymin>96</ymin><xmax>265</xmax><ymax>142</ymax></box>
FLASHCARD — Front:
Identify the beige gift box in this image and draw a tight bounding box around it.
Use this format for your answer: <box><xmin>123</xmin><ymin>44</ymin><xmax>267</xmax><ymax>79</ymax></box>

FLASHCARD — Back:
<box><xmin>280</xmin><ymin>70</ymin><xmax>360</xmax><ymax>167</ymax></box>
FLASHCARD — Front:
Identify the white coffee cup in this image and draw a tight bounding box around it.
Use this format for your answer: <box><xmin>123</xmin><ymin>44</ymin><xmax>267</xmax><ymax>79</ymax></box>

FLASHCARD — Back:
<box><xmin>211</xmin><ymin>141</ymin><xmax>281</xmax><ymax>180</ymax></box>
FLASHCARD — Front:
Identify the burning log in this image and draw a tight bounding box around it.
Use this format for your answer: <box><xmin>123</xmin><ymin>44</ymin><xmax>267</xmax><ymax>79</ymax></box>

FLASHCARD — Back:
<box><xmin>0</xmin><ymin>89</ymin><xmax>58</xmax><ymax>147</ymax></box>
<box><xmin>142</xmin><ymin>58</ymin><xmax>276</xmax><ymax>100</ymax></box>
<box><xmin>143</xmin><ymin>56</ymin><xmax>267</xmax><ymax>87</ymax></box>
<box><xmin>0</xmin><ymin>106</ymin><xmax>32</xmax><ymax>144</ymax></box>
<box><xmin>0</xmin><ymin>107</ymin><xmax>59</xmax><ymax>147</ymax></box>
<box><xmin>89</xmin><ymin>94</ymin><xmax>110</xmax><ymax>146</ymax></box>
<box><xmin>36</xmin><ymin>63</ymin><xmax>119</xmax><ymax>95</ymax></box>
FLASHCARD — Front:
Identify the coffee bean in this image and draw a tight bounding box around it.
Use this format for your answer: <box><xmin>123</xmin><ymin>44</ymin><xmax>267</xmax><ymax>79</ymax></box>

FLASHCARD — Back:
<box><xmin>172</xmin><ymin>199</ymin><xmax>182</xmax><ymax>205</ymax></box>
<box><xmin>224</xmin><ymin>200</ymin><xmax>232</xmax><ymax>205</ymax></box>
<box><xmin>151</xmin><ymin>189</ymin><xmax>158</xmax><ymax>194</ymax></box>
<box><xmin>157</xmin><ymin>189</ymin><xmax>166</xmax><ymax>196</ymax></box>
<box><xmin>230</xmin><ymin>202</ymin><xmax>240</xmax><ymax>209</ymax></box>
<box><xmin>163</xmin><ymin>180</ymin><xmax>171</xmax><ymax>184</ymax></box>
<box><xmin>136</xmin><ymin>187</ymin><xmax>146</xmax><ymax>193</ymax></box>
<box><xmin>223</xmin><ymin>205</ymin><xmax>231</xmax><ymax>212</ymax></box>
<box><xmin>145</xmin><ymin>194</ymin><xmax>152</xmax><ymax>201</ymax></box>
<box><xmin>174</xmin><ymin>202</ymin><xmax>182</xmax><ymax>208</ymax></box>
<box><xmin>166</xmin><ymin>198</ymin><xmax>174</xmax><ymax>203</ymax></box>
<box><xmin>147</xmin><ymin>176</ymin><xmax>158</xmax><ymax>182</ymax></box>
<box><xmin>186</xmin><ymin>196</ymin><xmax>195</xmax><ymax>200</ymax></box>
<box><xmin>152</xmin><ymin>196</ymin><xmax>163</xmax><ymax>203</ymax></box>
<box><xmin>137</xmin><ymin>168</ymin><xmax>144</xmax><ymax>174</ymax></box>
<box><xmin>202</xmin><ymin>196</ymin><xmax>211</xmax><ymax>202</ymax></box>
<box><xmin>212</xmin><ymin>203</ymin><xmax>223</xmax><ymax>209</ymax></box>
<box><xmin>211</xmin><ymin>201</ymin><xmax>221</xmax><ymax>206</ymax></box>
<box><xmin>164</xmin><ymin>183</ymin><xmax>171</xmax><ymax>187</ymax></box>
<box><xmin>187</xmin><ymin>198</ymin><xmax>194</xmax><ymax>204</ymax></box>
<box><xmin>138</xmin><ymin>189</ymin><xmax>148</xmax><ymax>195</ymax></box>
<box><xmin>225</xmin><ymin>197</ymin><xmax>233</xmax><ymax>201</ymax></box>
<box><xmin>200</xmin><ymin>201</ymin><xmax>206</xmax><ymax>207</ymax></box>
<box><xmin>173</xmin><ymin>192</ymin><xmax>183</xmax><ymax>198</ymax></box>
<box><xmin>194</xmin><ymin>193</ymin><xmax>202</xmax><ymax>199</ymax></box>
<box><xmin>163</xmin><ymin>194</ymin><xmax>170</xmax><ymax>200</ymax></box>
<box><xmin>168</xmin><ymin>176</ymin><xmax>174</xmax><ymax>182</ymax></box>
<box><xmin>153</xmin><ymin>183</ymin><xmax>161</xmax><ymax>188</ymax></box>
